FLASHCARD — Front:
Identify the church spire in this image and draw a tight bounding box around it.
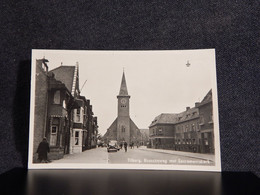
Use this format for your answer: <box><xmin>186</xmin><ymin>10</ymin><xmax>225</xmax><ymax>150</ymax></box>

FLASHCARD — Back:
<box><xmin>119</xmin><ymin>71</ymin><xmax>129</xmax><ymax>96</ymax></box>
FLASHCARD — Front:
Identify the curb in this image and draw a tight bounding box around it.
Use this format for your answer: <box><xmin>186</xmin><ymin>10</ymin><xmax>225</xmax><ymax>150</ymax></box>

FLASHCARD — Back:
<box><xmin>138</xmin><ymin>148</ymin><xmax>214</xmax><ymax>162</ymax></box>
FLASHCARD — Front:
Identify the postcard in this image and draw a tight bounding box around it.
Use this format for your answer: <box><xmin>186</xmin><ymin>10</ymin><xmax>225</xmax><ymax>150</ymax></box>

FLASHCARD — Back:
<box><xmin>28</xmin><ymin>49</ymin><xmax>221</xmax><ymax>171</ymax></box>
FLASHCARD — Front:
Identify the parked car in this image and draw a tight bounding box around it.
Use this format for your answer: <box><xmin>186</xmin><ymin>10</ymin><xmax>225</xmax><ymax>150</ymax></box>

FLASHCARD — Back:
<box><xmin>107</xmin><ymin>140</ymin><xmax>120</xmax><ymax>152</ymax></box>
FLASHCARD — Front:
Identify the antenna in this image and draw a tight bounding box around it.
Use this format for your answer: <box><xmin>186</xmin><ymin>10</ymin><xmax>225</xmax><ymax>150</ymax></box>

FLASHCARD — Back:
<box><xmin>80</xmin><ymin>79</ymin><xmax>88</xmax><ymax>92</ymax></box>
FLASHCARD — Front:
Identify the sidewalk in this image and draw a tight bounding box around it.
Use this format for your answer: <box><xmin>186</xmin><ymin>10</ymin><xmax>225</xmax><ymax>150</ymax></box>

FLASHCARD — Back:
<box><xmin>51</xmin><ymin>147</ymin><xmax>108</xmax><ymax>164</ymax></box>
<box><xmin>138</xmin><ymin>146</ymin><xmax>215</xmax><ymax>162</ymax></box>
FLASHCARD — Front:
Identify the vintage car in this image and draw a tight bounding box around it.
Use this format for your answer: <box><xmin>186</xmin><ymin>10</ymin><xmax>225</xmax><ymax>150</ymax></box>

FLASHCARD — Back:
<box><xmin>107</xmin><ymin>140</ymin><xmax>120</xmax><ymax>152</ymax></box>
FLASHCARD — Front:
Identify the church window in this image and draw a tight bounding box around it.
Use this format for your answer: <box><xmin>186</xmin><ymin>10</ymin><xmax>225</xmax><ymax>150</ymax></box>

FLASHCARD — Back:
<box><xmin>121</xmin><ymin>126</ymin><xmax>125</xmax><ymax>132</ymax></box>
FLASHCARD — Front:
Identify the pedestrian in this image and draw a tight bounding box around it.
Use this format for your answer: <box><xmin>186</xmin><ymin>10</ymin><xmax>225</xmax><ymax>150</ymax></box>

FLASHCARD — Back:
<box><xmin>120</xmin><ymin>142</ymin><xmax>123</xmax><ymax>149</ymax></box>
<box><xmin>36</xmin><ymin>137</ymin><xmax>50</xmax><ymax>163</ymax></box>
<box><xmin>124</xmin><ymin>142</ymin><xmax>128</xmax><ymax>152</ymax></box>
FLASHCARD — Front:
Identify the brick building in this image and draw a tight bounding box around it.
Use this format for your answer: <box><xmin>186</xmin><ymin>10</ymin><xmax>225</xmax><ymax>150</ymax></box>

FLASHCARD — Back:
<box><xmin>33</xmin><ymin>59</ymin><xmax>50</xmax><ymax>162</ymax></box>
<box><xmin>196</xmin><ymin>90</ymin><xmax>214</xmax><ymax>154</ymax></box>
<box><xmin>174</xmin><ymin>107</ymin><xmax>200</xmax><ymax>153</ymax></box>
<box><xmin>149</xmin><ymin>114</ymin><xmax>178</xmax><ymax>149</ymax></box>
<box><xmin>149</xmin><ymin>89</ymin><xmax>214</xmax><ymax>154</ymax></box>
<box><xmin>33</xmin><ymin>59</ymin><xmax>98</xmax><ymax>162</ymax></box>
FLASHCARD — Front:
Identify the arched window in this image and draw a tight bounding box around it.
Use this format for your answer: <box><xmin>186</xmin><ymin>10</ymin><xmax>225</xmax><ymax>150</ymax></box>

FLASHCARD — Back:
<box><xmin>121</xmin><ymin>126</ymin><xmax>125</xmax><ymax>132</ymax></box>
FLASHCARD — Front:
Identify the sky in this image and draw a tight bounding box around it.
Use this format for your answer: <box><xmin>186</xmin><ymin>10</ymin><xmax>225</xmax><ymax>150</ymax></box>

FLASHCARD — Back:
<box><xmin>32</xmin><ymin>49</ymin><xmax>217</xmax><ymax>136</ymax></box>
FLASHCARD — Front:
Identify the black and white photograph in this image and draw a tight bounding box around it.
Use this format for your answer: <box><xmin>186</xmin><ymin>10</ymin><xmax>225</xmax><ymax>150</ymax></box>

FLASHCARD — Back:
<box><xmin>28</xmin><ymin>49</ymin><xmax>221</xmax><ymax>171</ymax></box>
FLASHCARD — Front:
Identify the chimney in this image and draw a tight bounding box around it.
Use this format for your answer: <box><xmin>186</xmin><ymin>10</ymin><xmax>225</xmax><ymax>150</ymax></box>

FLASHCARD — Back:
<box><xmin>186</xmin><ymin>107</ymin><xmax>190</xmax><ymax>111</ymax></box>
<box><xmin>195</xmin><ymin>102</ymin><xmax>200</xmax><ymax>107</ymax></box>
<box><xmin>36</xmin><ymin>58</ymin><xmax>49</xmax><ymax>73</ymax></box>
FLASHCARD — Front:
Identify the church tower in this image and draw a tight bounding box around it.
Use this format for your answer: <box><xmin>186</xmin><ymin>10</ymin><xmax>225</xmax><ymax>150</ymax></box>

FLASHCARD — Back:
<box><xmin>117</xmin><ymin>71</ymin><xmax>131</xmax><ymax>142</ymax></box>
<box><xmin>104</xmin><ymin>71</ymin><xmax>141</xmax><ymax>145</ymax></box>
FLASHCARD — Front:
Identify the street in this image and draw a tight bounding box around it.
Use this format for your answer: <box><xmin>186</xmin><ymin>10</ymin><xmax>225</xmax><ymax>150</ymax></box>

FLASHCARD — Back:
<box><xmin>51</xmin><ymin>146</ymin><xmax>214</xmax><ymax>166</ymax></box>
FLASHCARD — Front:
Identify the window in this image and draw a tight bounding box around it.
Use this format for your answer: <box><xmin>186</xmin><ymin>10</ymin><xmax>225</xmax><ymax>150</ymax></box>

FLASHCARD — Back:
<box><xmin>77</xmin><ymin>108</ymin><xmax>80</xmax><ymax>114</ymax></box>
<box><xmin>197</xmin><ymin>122</ymin><xmax>200</xmax><ymax>131</ymax></box>
<box><xmin>75</xmin><ymin>131</ymin><xmax>79</xmax><ymax>145</ymax></box>
<box><xmin>199</xmin><ymin>116</ymin><xmax>205</xmax><ymax>125</ymax></box>
<box><xmin>76</xmin><ymin>108</ymin><xmax>80</xmax><ymax>122</ymax></box>
<box><xmin>204</xmin><ymin>133</ymin><xmax>209</xmax><ymax>145</ymax></box>
<box><xmin>209</xmin><ymin>114</ymin><xmax>214</xmax><ymax>123</ymax></box>
<box><xmin>191</xmin><ymin>124</ymin><xmax>195</xmax><ymax>131</ymax></box>
<box><xmin>50</xmin><ymin>125</ymin><xmax>58</xmax><ymax>146</ymax></box>
<box><xmin>185</xmin><ymin>125</ymin><xmax>189</xmax><ymax>132</ymax></box>
<box><xmin>53</xmin><ymin>90</ymin><xmax>60</xmax><ymax>104</ymax></box>
<box><xmin>121</xmin><ymin>126</ymin><xmax>125</xmax><ymax>132</ymax></box>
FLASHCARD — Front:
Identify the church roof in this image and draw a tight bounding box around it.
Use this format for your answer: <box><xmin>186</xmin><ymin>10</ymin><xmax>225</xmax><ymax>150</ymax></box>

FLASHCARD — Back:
<box><xmin>118</xmin><ymin>72</ymin><xmax>129</xmax><ymax>96</ymax></box>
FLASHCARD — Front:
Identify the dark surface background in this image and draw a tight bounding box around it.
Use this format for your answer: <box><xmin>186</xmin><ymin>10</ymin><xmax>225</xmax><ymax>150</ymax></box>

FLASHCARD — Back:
<box><xmin>0</xmin><ymin>0</ymin><xmax>259</xmax><ymax>177</ymax></box>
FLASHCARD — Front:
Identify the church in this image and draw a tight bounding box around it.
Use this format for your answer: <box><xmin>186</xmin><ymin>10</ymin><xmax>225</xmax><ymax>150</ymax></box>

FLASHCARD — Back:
<box><xmin>103</xmin><ymin>71</ymin><xmax>141</xmax><ymax>145</ymax></box>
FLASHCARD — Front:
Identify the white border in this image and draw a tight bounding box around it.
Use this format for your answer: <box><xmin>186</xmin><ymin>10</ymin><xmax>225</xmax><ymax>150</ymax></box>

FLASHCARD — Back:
<box><xmin>28</xmin><ymin>49</ymin><xmax>221</xmax><ymax>172</ymax></box>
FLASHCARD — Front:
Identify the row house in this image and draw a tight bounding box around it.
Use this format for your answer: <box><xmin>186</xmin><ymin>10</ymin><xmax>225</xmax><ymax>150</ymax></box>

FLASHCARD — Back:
<box><xmin>148</xmin><ymin>89</ymin><xmax>214</xmax><ymax>154</ymax></box>
<box><xmin>174</xmin><ymin>107</ymin><xmax>201</xmax><ymax>153</ymax></box>
<box><xmin>33</xmin><ymin>59</ymin><xmax>98</xmax><ymax>162</ymax></box>
<box><xmin>85</xmin><ymin>103</ymin><xmax>98</xmax><ymax>149</ymax></box>
<box><xmin>196</xmin><ymin>90</ymin><xmax>214</xmax><ymax>154</ymax></box>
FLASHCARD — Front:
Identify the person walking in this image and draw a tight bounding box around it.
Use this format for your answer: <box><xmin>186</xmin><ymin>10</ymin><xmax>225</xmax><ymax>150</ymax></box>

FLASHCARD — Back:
<box><xmin>36</xmin><ymin>137</ymin><xmax>50</xmax><ymax>163</ymax></box>
<box><xmin>124</xmin><ymin>141</ymin><xmax>128</xmax><ymax>152</ymax></box>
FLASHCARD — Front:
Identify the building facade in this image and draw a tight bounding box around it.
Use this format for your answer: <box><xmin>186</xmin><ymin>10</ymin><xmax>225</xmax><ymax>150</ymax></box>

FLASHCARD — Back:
<box><xmin>149</xmin><ymin>114</ymin><xmax>178</xmax><ymax>149</ymax></box>
<box><xmin>174</xmin><ymin>107</ymin><xmax>201</xmax><ymax>153</ymax></box>
<box><xmin>148</xmin><ymin>89</ymin><xmax>214</xmax><ymax>154</ymax></box>
<box><xmin>33</xmin><ymin>59</ymin><xmax>50</xmax><ymax>162</ymax></box>
<box><xmin>139</xmin><ymin>129</ymin><xmax>149</xmax><ymax>146</ymax></box>
<box><xmin>196</xmin><ymin>90</ymin><xmax>214</xmax><ymax>154</ymax></box>
<box><xmin>33</xmin><ymin>59</ymin><xmax>98</xmax><ymax>162</ymax></box>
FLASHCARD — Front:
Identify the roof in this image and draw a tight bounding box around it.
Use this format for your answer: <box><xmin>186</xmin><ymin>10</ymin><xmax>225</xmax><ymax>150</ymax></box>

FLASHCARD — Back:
<box><xmin>175</xmin><ymin>107</ymin><xmax>199</xmax><ymax>123</ymax></box>
<box><xmin>118</xmin><ymin>72</ymin><xmax>129</xmax><ymax>96</ymax></box>
<box><xmin>197</xmin><ymin>89</ymin><xmax>212</xmax><ymax>107</ymax></box>
<box><xmin>149</xmin><ymin>107</ymin><xmax>199</xmax><ymax>127</ymax></box>
<box><xmin>50</xmin><ymin>66</ymin><xmax>76</xmax><ymax>95</ymax></box>
<box><xmin>48</xmin><ymin>75</ymin><xmax>68</xmax><ymax>91</ymax></box>
<box><xmin>149</xmin><ymin>113</ymin><xmax>179</xmax><ymax>127</ymax></box>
